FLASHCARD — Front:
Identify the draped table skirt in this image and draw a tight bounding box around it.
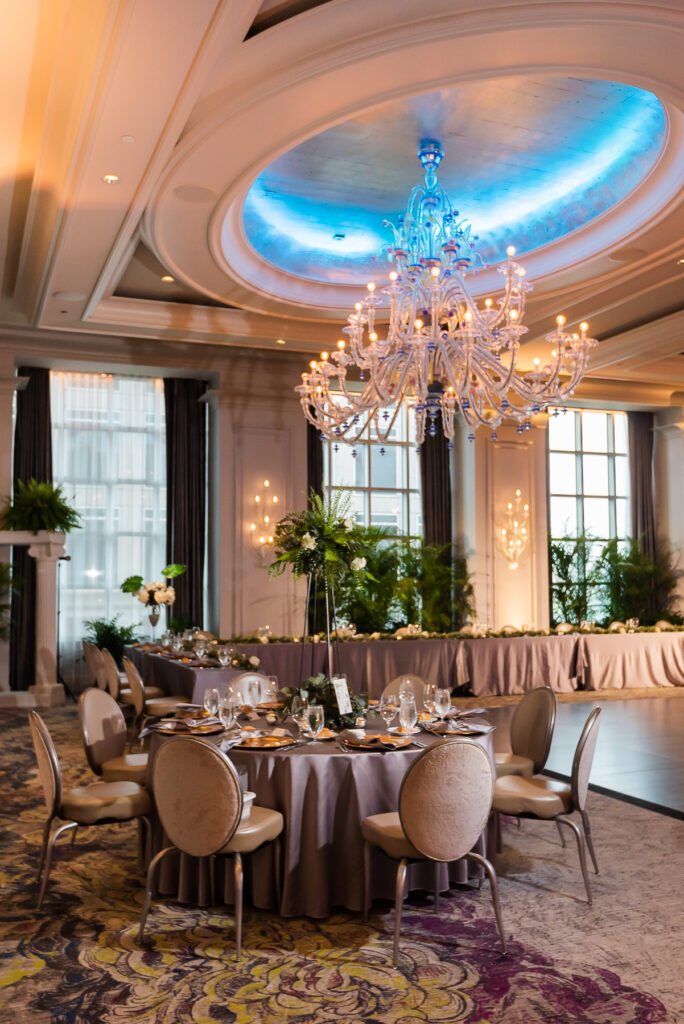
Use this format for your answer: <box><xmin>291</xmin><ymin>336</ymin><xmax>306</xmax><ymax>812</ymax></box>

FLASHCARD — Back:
<box><xmin>146</xmin><ymin>730</ymin><xmax>494</xmax><ymax>919</ymax></box>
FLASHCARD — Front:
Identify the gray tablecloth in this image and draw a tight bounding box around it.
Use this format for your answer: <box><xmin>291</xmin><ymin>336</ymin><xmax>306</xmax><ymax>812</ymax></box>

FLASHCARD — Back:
<box><xmin>576</xmin><ymin>632</ymin><xmax>684</xmax><ymax>689</ymax></box>
<box><xmin>127</xmin><ymin>647</ymin><xmax>243</xmax><ymax>703</ymax></box>
<box><xmin>460</xmin><ymin>635</ymin><xmax>580</xmax><ymax>696</ymax></box>
<box><xmin>147</xmin><ymin>725</ymin><xmax>494</xmax><ymax>918</ymax></box>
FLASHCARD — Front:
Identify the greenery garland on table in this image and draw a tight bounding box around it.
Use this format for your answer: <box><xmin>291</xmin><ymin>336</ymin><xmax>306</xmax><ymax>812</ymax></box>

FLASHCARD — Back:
<box><xmin>281</xmin><ymin>673</ymin><xmax>368</xmax><ymax>731</ymax></box>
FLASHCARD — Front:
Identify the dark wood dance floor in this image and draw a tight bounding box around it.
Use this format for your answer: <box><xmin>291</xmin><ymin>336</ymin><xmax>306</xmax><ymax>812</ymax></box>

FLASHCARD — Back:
<box><xmin>487</xmin><ymin>695</ymin><xmax>684</xmax><ymax>820</ymax></box>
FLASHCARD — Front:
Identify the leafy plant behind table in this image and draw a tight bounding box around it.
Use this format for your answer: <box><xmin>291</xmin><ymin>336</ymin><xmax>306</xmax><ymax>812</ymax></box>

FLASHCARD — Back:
<box><xmin>394</xmin><ymin>540</ymin><xmax>476</xmax><ymax>633</ymax></box>
<box><xmin>0</xmin><ymin>479</ymin><xmax>81</xmax><ymax>533</ymax></box>
<box><xmin>84</xmin><ymin>618</ymin><xmax>141</xmax><ymax>668</ymax></box>
<box><xmin>281</xmin><ymin>673</ymin><xmax>367</xmax><ymax>731</ymax></box>
<box><xmin>596</xmin><ymin>537</ymin><xmax>682</xmax><ymax>626</ymax></box>
<box><xmin>332</xmin><ymin>526</ymin><xmax>403</xmax><ymax>634</ymax></box>
<box><xmin>549</xmin><ymin>533</ymin><xmax>606</xmax><ymax>625</ymax></box>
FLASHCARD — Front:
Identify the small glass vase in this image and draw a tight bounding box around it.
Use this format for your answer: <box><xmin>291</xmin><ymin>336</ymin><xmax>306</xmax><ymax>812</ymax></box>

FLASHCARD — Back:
<box><xmin>148</xmin><ymin>602</ymin><xmax>161</xmax><ymax>638</ymax></box>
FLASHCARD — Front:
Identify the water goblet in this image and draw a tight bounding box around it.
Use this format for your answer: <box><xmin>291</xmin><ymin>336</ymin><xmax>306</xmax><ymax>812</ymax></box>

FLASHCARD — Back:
<box><xmin>247</xmin><ymin>678</ymin><xmax>261</xmax><ymax>710</ymax></box>
<box><xmin>170</xmin><ymin>636</ymin><xmax>183</xmax><ymax>654</ymax></box>
<box><xmin>160</xmin><ymin>632</ymin><xmax>172</xmax><ymax>649</ymax></box>
<box><xmin>379</xmin><ymin>697</ymin><xmax>397</xmax><ymax>729</ymax></box>
<box><xmin>267</xmin><ymin>675</ymin><xmax>279</xmax><ymax>700</ymax></box>
<box><xmin>194</xmin><ymin>639</ymin><xmax>207</xmax><ymax>660</ymax></box>
<box><xmin>217</xmin><ymin>646</ymin><xmax>231</xmax><ymax>667</ymax></box>
<box><xmin>423</xmin><ymin>683</ymin><xmax>437</xmax><ymax>715</ymax></box>
<box><xmin>307</xmin><ymin>704</ymin><xmax>325</xmax><ymax>739</ymax></box>
<box><xmin>291</xmin><ymin>695</ymin><xmax>309</xmax><ymax>735</ymax></box>
<box><xmin>398</xmin><ymin>678</ymin><xmax>414</xmax><ymax>703</ymax></box>
<box><xmin>218</xmin><ymin>697</ymin><xmax>237</xmax><ymax>730</ymax></box>
<box><xmin>399</xmin><ymin>696</ymin><xmax>417</xmax><ymax>733</ymax></box>
<box><xmin>203</xmin><ymin>687</ymin><xmax>220</xmax><ymax>717</ymax></box>
<box><xmin>435</xmin><ymin>687</ymin><xmax>451</xmax><ymax>722</ymax></box>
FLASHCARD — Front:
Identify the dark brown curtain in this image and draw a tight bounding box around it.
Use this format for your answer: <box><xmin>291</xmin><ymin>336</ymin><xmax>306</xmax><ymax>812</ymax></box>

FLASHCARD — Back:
<box><xmin>164</xmin><ymin>378</ymin><xmax>207</xmax><ymax>628</ymax></box>
<box><xmin>10</xmin><ymin>367</ymin><xmax>53</xmax><ymax>690</ymax></box>
<box><xmin>307</xmin><ymin>419</ymin><xmax>323</xmax><ymax>507</ymax></box>
<box><xmin>627</xmin><ymin>411</ymin><xmax>656</xmax><ymax>559</ymax></box>
<box><xmin>420</xmin><ymin>416</ymin><xmax>452</xmax><ymax>548</ymax></box>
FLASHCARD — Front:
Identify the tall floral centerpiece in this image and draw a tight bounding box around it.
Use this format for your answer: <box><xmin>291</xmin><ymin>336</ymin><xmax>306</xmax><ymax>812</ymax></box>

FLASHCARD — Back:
<box><xmin>121</xmin><ymin>564</ymin><xmax>186</xmax><ymax>635</ymax></box>
<box><xmin>268</xmin><ymin>492</ymin><xmax>371</xmax><ymax>679</ymax></box>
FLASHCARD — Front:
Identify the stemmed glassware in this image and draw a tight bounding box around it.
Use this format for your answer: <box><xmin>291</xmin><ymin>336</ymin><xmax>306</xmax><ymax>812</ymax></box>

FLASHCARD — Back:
<box><xmin>291</xmin><ymin>694</ymin><xmax>309</xmax><ymax>736</ymax></box>
<box><xmin>218</xmin><ymin>696</ymin><xmax>237</xmax><ymax>730</ymax></box>
<box><xmin>203</xmin><ymin>687</ymin><xmax>220</xmax><ymax>716</ymax></box>
<box><xmin>194</xmin><ymin>639</ymin><xmax>207</xmax><ymax>660</ymax></box>
<box><xmin>217</xmin><ymin>646</ymin><xmax>232</xmax><ymax>666</ymax></box>
<box><xmin>399</xmin><ymin>695</ymin><xmax>418</xmax><ymax>733</ymax></box>
<box><xmin>379</xmin><ymin>696</ymin><xmax>397</xmax><ymax>730</ymax></box>
<box><xmin>247</xmin><ymin>678</ymin><xmax>261</xmax><ymax>710</ymax></box>
<box><xmin>267</xmin><ymin>675</ymin><xmax>279</xmax><ymax>700</ymax></box>
<box><xmin>307</xmin><ymin>704</ymin><xmax>325</xmax><ymax>739</ymax></box>
<box><xmin>435</xmin><ymin>687</ymin><xmax>451</xmax><ymax>723</ymax></box>
<box><xmin>398</xmin><ymin>679</ymin><xmax>414</xmax><ymax>703</ymax></box>
<box><xmin>423</xmin><ymin>683</ymin><xmax>436</xmax><ymax>715</ymax></box>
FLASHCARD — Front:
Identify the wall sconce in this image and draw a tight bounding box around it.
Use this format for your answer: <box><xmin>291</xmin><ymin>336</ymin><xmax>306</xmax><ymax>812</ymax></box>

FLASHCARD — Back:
<box><xmin>248</xmin><ymin>479</ymin><xmax>280</xmax><ymax>565</ymax></box>
<box><xmin>498</xmin><ymin>489</ymin><xmax>529</xmax><ymax>570</ymax></box>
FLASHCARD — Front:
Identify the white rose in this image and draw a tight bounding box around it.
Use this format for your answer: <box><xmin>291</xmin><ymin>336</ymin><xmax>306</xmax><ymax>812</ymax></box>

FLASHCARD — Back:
<box><xmin>300</xmin><ymin>532</ymin><xmax>316</xmax><ymax>550</ymax></box>
<box><xmin>351</xmin><ymin>557</ymin><xmax>366</xmax><ymax>571</ymax></box>
<box><xmin>259</xmin><ymin>635</ymin><xmax>269</xmax><ymax>644</ymax></box>
<box><xmin>137</xmin><ymin>591</ymin><xmax>149</xmax><ymax>604</ymax></box>
<box><xmin>344</xmin><ymin>518</ymin><xmax>354</xmax><ymax>531</ymax></box>
<box><xmin>249</xmin><ymin>655</ymin><xmax>260</xmax><ymax>667</ymax></box>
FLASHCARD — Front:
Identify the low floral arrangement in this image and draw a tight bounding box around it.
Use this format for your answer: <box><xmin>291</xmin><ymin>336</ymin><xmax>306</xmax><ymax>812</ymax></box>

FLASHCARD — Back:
<box><xmin>268</xmin><ymin>492</ymin><xmax>372</xmax><ymax>584</ymax></box>
<box><xmin>121</xmin><ymin>564</ymin><xmax>186</xmax><ymax>607</ymax></box>
<box><xmin>281</xmin><ymin>673</ymin><xmax>367</xmax><ymax>731</ymax></box>
<box><xmin>201</xmin><ymin>645</ymin><xmax>261</xmax><ymax>671</ymax></box>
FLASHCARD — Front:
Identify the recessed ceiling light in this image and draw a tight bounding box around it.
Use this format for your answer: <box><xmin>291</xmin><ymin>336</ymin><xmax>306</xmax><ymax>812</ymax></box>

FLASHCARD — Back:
<box><xmin>53</xmin><ymin>290</ymin><xmax>86</xmax><ymax>302</ymax></box>
<box><xmin>276</xmin><ymin>338</ymin><xmax>286</xmax><ymax>345</ymax></box>
<box><xmin>161</xmin><ymin>275</ymin><xmax>175</xmax><ymax>282</ymax></box>
<box><xmin>677</xmin><ymin>258</ymin><xmax>684</xmax><ymax>265</ymax></box>
<box><xmin>121</xmin><ymin>135</ymin><xmax>135</xmax><ymax>143</ymax></box>
<box><xmin>102</xmin><ymin>174</ymin><xmax>120</xmax><ymax>184</ymax></box>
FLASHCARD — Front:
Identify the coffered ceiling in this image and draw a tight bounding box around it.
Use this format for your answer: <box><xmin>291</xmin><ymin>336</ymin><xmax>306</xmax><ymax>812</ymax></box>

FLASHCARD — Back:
<box><xmin>1</xmin><ymin>0</ymin><xmax>684</xmax><ymax>402</ymax></box>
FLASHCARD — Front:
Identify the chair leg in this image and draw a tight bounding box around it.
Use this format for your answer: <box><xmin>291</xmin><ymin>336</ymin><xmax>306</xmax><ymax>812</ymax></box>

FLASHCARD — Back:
<box><xmin>556</xmin><ymin>815</ymin><xmax>592</xmax><ymax>904</ymax></box>
<box><xmin>70</xmin><ymin>827</ymin><xmax>78</xmax><ymax>845</ymax></box>
<box><xmin>579</xmin><ymin>809</ymin><xmax>600</xmax><ymax>875</ymax></box>
<box><xmin>392</xmin><ymin>859</ymin><xmax>407</xmax><ymax>967</ymax></box>
<box><xmin>37</xmin><ymin>821</ymin><xmax>77</xmax><ymax>910</ymax></box>
<box><xmin>362</xmin><ymin>841</ymin><xmax>370</xmax><ymax>923</ymax></box>
<box><xmin>556</xmin><ymin>819</ymin><xmax>567</xmax><ymax>848</ymax></box>
<box><xmin>467</xmin><ymin>852</ymin><xmax>507</xmax><ymax>954</ymax></box>
<box><xmin>234</xmin><ymin>853</ymin><xmax>243</xmax><ymax>962</ymax></box>
<box><xmin>137</xmin><ymin>846</ymin><xmax>175</xmax><ymax>944</ymax></box>
<box><xmin>433</xmin><ymin>861</ymin><xmax>440</xmax><ymax>913</ymax></box>
<box><xmin>36</xmin><ymin>819</ymin><xmax>53</xmax><ymax>883</ymax></box>
<box><xmin>273</xmin><ymin>837</ymin><xmax>282</xmax><ymax>912</ymax></box>
<box><xmin>495</xmin><ymin>811</ymin><xmax>502</xmax><ymax>853</ymax></box>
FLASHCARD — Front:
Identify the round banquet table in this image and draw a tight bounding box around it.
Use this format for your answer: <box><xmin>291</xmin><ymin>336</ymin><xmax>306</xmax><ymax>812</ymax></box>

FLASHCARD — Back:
<box><xmin>147</xmin><ymin>722</ymin><xmax>495</xmax><ymax>919</ymax></box>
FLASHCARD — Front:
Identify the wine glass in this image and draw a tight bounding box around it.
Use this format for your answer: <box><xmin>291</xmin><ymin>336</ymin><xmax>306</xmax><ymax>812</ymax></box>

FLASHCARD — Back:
<box><xmin>218</xmin><ymin>697</ymin><xmax>237</xmax><ymax>730</ymax></box>
<box><xmin>267</xmin><ymin>675</ymin><xmax>279</xmax><ymax>700</ymax></box>
<box><xmin>307</xmin><ymin>704</ymin><xmax>325</xmax><ymax>739</ymax></box>
<box><xmin>399</xmin><ymin>696</ymin><xmax>417</xmax><ymax>733</ymax></box>
<box><xmin>379</xmin><ymin>696</ymin><xmax>397</xmax><ymax>729</ymax></box>
<box><xmin>291</xmin><ymin>695</ymin><xmax>309</xmax><ymax>735</ymax></box>
<box><xmin>170</xmin><ymin>636</ymin><xmax>183</xmax><ymax>654</ymax></box>
<box><xmin>203</xmin><ymin>687</ymin><xmax>220</xmax><ymax>717</ymax></box>
<box><xmin>217</xmin><ymin>646</ymin><xmax>231</xmax><ymax>667</ymax></box>
<box><xmin>435</xmin><ymin>687</ymin><xmax>451</xmax><ymax>722</ymax></box>
<box><xmin>398</xmin><ymin>678</ymin><xmax>414</xmax><ymax>703</ymax></box>
<box><xmin>424</xmin><ymin>683</ymin><xmax>436</xmax><ymax>715</ymax></box>
<box><xmin>194</xmin><ymin>639</ymin><xmax>207</xmax><ymax>660</ymax></box>
<box><xmin>247</xmin><ymin>678</ymin><xmax>261</xmax><ymax>710</ymax></box>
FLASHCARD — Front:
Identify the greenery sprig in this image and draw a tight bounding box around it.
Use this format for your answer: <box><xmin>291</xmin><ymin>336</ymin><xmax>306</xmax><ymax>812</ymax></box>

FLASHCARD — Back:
<box><xmin>0</xmin><ymin>479</ymin><xmax>81</xmax><ymax>534</ymax></box>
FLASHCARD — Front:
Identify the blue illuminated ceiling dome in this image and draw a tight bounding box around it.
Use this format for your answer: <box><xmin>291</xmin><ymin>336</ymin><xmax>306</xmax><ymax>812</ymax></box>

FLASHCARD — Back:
<box><xmin>241</xmin><ymin>77</ymin><xmax>666</xmax><ymax>286</ymax></box>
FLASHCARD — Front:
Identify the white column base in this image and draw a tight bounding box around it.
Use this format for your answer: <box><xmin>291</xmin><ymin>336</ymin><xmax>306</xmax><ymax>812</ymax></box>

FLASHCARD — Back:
<box><xmin>28</xmin><ymin>683</ymin><xmax>65</xmax><ymax>707</ymax></box>
<box><xmin>0</xmin><ymin>690</ymin><xmax>36</xmax><ymax>708</ymax></box>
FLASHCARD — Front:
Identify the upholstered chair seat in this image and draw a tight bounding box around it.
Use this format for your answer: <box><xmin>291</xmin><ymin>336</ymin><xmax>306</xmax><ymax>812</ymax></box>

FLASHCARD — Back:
<box><xmin>61</xmin><ymin>780</ymin><xmax>151</xmax><ymax>824</ymax></box>
<box><xmin>493</xmin><ymin>775</ymin><xmax>572</xmax><ymax>818</ymax></box>
<box><xmin>100</xmin><ymin>648</ymin><xmax>165</xmax><ymax>701</ymax></box>
<box><xmin>119</xmin><ymin>685</ymin><xmax>166</xmax><ymax>703</ymax></box>
<box><xmin>138</xmin><ymin>736</ymin><xmax>284</xmax><ymax>959</ymax></box>
<box><xmin>493</xmin><ymin>706</ymin><xmax>602</xmax><ymax>903</ymax></box>
<box><xmin>494</xmin><ymin>686</ymin><xmax>557</xmax><ymax>780</ymax></box>
<box><xmin>122</xmin><ymin>657</ymin><xmax>181</xmax><ymax>738</ymax></box>
<box><xmin>494</xmin><ymin>752</ymin><xmax>534</xmax><ymax>777</ymax></box>
<box><xmin>79</xmin><ymin>688</ymin><xmax>150</xmax><ymax>784</ymax></box>
<box><xmin>362</xmin><ymin>738</ymin><xmax>506</xmax><ymax>965</ymax></box>
<box><xmin>143</xmin><ymin>695</ymin><xmax>182</xmax><ymax>717</ymax></box>
<box><xmin>29</xmin><ymin>711</ymin><xmax>151</xmax><ymax>910</ymax></box>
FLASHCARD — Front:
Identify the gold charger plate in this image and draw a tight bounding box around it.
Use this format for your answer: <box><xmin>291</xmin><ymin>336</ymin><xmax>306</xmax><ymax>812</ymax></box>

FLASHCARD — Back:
<box><xmin>257</xmin><ymin>701</ymin><xmax>285</xmax><ymax>710</ymax></box>
<box><xmin>235</xmin><ymin>735</ymin><xmax>296</xmax><ymax>749</ymax></box>
<box><xmin>345</xmin><ymin>734</ymin><xmax>412</xmax><ymax>750</ymax></box>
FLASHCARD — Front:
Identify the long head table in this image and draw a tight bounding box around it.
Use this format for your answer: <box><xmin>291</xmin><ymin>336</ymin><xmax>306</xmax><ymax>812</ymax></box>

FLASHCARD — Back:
<box><xmin>126</xmin><ymin>630</ymin><xmax>684</xmax><ymax>702</ymax></box>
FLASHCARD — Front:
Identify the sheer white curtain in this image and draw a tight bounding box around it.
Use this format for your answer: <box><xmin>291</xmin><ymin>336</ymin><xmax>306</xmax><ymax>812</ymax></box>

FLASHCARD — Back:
<box><xmin>51</xmin><ymin>372</ymin><xmax>166</xmax><ymax>689</ymax></box>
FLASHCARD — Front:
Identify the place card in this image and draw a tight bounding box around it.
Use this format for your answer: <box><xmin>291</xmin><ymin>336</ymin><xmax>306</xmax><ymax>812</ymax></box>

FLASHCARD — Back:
<box><xmin>247</xmin><ymin>711</ymin><xmax>261</xmax><ymax>721</ymax></box>
<box><xmin>332</xmin><ymin>676</ymin><xmax>352</xmax><ymax>715</ymax></box>
<box><xmin>270</xmin><ymin>727</ymin><xmax>288</xmax><ymax>737</ymax></box>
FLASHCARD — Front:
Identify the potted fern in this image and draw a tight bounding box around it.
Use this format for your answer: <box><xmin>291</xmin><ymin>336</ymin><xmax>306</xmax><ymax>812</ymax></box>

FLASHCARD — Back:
<box><xmin>0</xmin><ymin>479</ymin><xmax>81</xmax><ymax>534</ymax></box>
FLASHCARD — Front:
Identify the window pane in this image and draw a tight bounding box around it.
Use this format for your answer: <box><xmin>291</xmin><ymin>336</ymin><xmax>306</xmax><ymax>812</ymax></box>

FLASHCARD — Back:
<box><xmin>549</xmin><ymin>453</ymin><xmax>576</xmax><ymax>495</ymax></box>
<box><xmin>616</xmin><ymin>498</ymin><xmax>628</xmax><ymax>538</ymax></box>
<box><xmin>370</xmin><ymin>492</ymin><xmax>407</xmax><ymax>535</ymax></box>
<box><xmin>615</xmin><ymin>456</ymin><xmax>628</xmax><ymax>497</ymax></box>
<box><xmin>370</xmin><ymin>445</ymin><xmax>406</xmax><ymax>489</ymax></box>
<box><xmin>550</xmin><ymin>496</ymin><xmax>577</xmax><ymax>537</ymax></box>
<box><xmin>328</xmin><ymin>443</ymin><xmax>367</xmax><ymax>488</ymax></box>
<box><xmin>336</xmin><ymin>489</ymin><xmax>367</xmax><ymax>524</ymax></box>
<box><xmin>614</xmin><ymin>414</ymin><xmax>628</xmax><ymax>454</ymax></box>
<box><xmin>583</xmin><ymin>497</ymin><xmax>610</xmax><ymax>538</ymax></box>
<box><xmin>409</xmin><ymin>494</ymin><xmax>422</xmax><ymax>537</ymax></box>
<box><xmin>582</xmin><ymin>454</ymin><xmax>609</xmax><ymax>496</ymax></box>
<box><xmin>581</xmin><ymin>411</ymin><xmax>609</xmax><ymax>452</ymax></box>
<box><xmin>548</xmin><ymin>410</ymin><xmax>576</xmax><ymax>451</ymax></box>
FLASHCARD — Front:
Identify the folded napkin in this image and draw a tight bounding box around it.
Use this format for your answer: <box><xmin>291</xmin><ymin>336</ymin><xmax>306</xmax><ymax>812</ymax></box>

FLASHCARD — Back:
<box><xmin>220</xmin><ymin>730</ymin><xmax>263</xmax><ymax>752</ymax></box>
<box><xmin>447</xmin><ymin>707</ymin><xmax>487</xmax><ymax>718</ymax></box>
<box><xmin>425</xmin><ymin>719</ymin><xmax>495</xmax><ymax>735</ymax></box>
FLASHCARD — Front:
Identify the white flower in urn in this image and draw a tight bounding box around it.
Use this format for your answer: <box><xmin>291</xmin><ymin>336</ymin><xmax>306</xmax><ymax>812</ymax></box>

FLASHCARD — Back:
<box><xmin>249</xmin><ymin>655</ymin><xmax>261</xmax><ymax>667</ymax></box>
<box><xmin>351</xmin><ymin>556</ymin><xmax>366</xmax><ymax>572</ymax></box>
<box><xmin>121</xmin><ymin>564</ymin><xmax>186</xmax><ymax>609</ymax></box>
<box><xmin>344</xmin><ymin>517</ymin><xmax>355</xmax><ymax>531</ymax></box>
<box><xmin>137</xmin><ymin>590</ymin><xmax>150</xmax><ymax>605</ymax></box>
<box><xmin>300</xmin><ymin>532</ymin><xmax>316</xmax><ymax>550</ymax></box>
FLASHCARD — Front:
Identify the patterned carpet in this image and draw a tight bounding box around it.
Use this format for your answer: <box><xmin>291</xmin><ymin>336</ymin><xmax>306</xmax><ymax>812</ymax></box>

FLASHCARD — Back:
<box><xmin>0</xmin><ymin>706</ymin><xmax>682</xmax><ymax>1024</ymax></box>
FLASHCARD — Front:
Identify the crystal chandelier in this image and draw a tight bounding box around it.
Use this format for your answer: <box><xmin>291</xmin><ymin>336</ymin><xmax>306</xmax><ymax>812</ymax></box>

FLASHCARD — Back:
<box><xmin>296</xmin><ymin>140</ymin><xmax>597</xmax><ymax>447</ymax></box>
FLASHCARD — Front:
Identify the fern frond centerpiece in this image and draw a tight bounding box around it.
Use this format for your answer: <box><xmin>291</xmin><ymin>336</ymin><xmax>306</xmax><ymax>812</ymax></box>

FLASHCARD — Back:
<box><xmin>268</xmin><ymin>492</ymin><xmax>372</xmax><ymax>683</ymax></box>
